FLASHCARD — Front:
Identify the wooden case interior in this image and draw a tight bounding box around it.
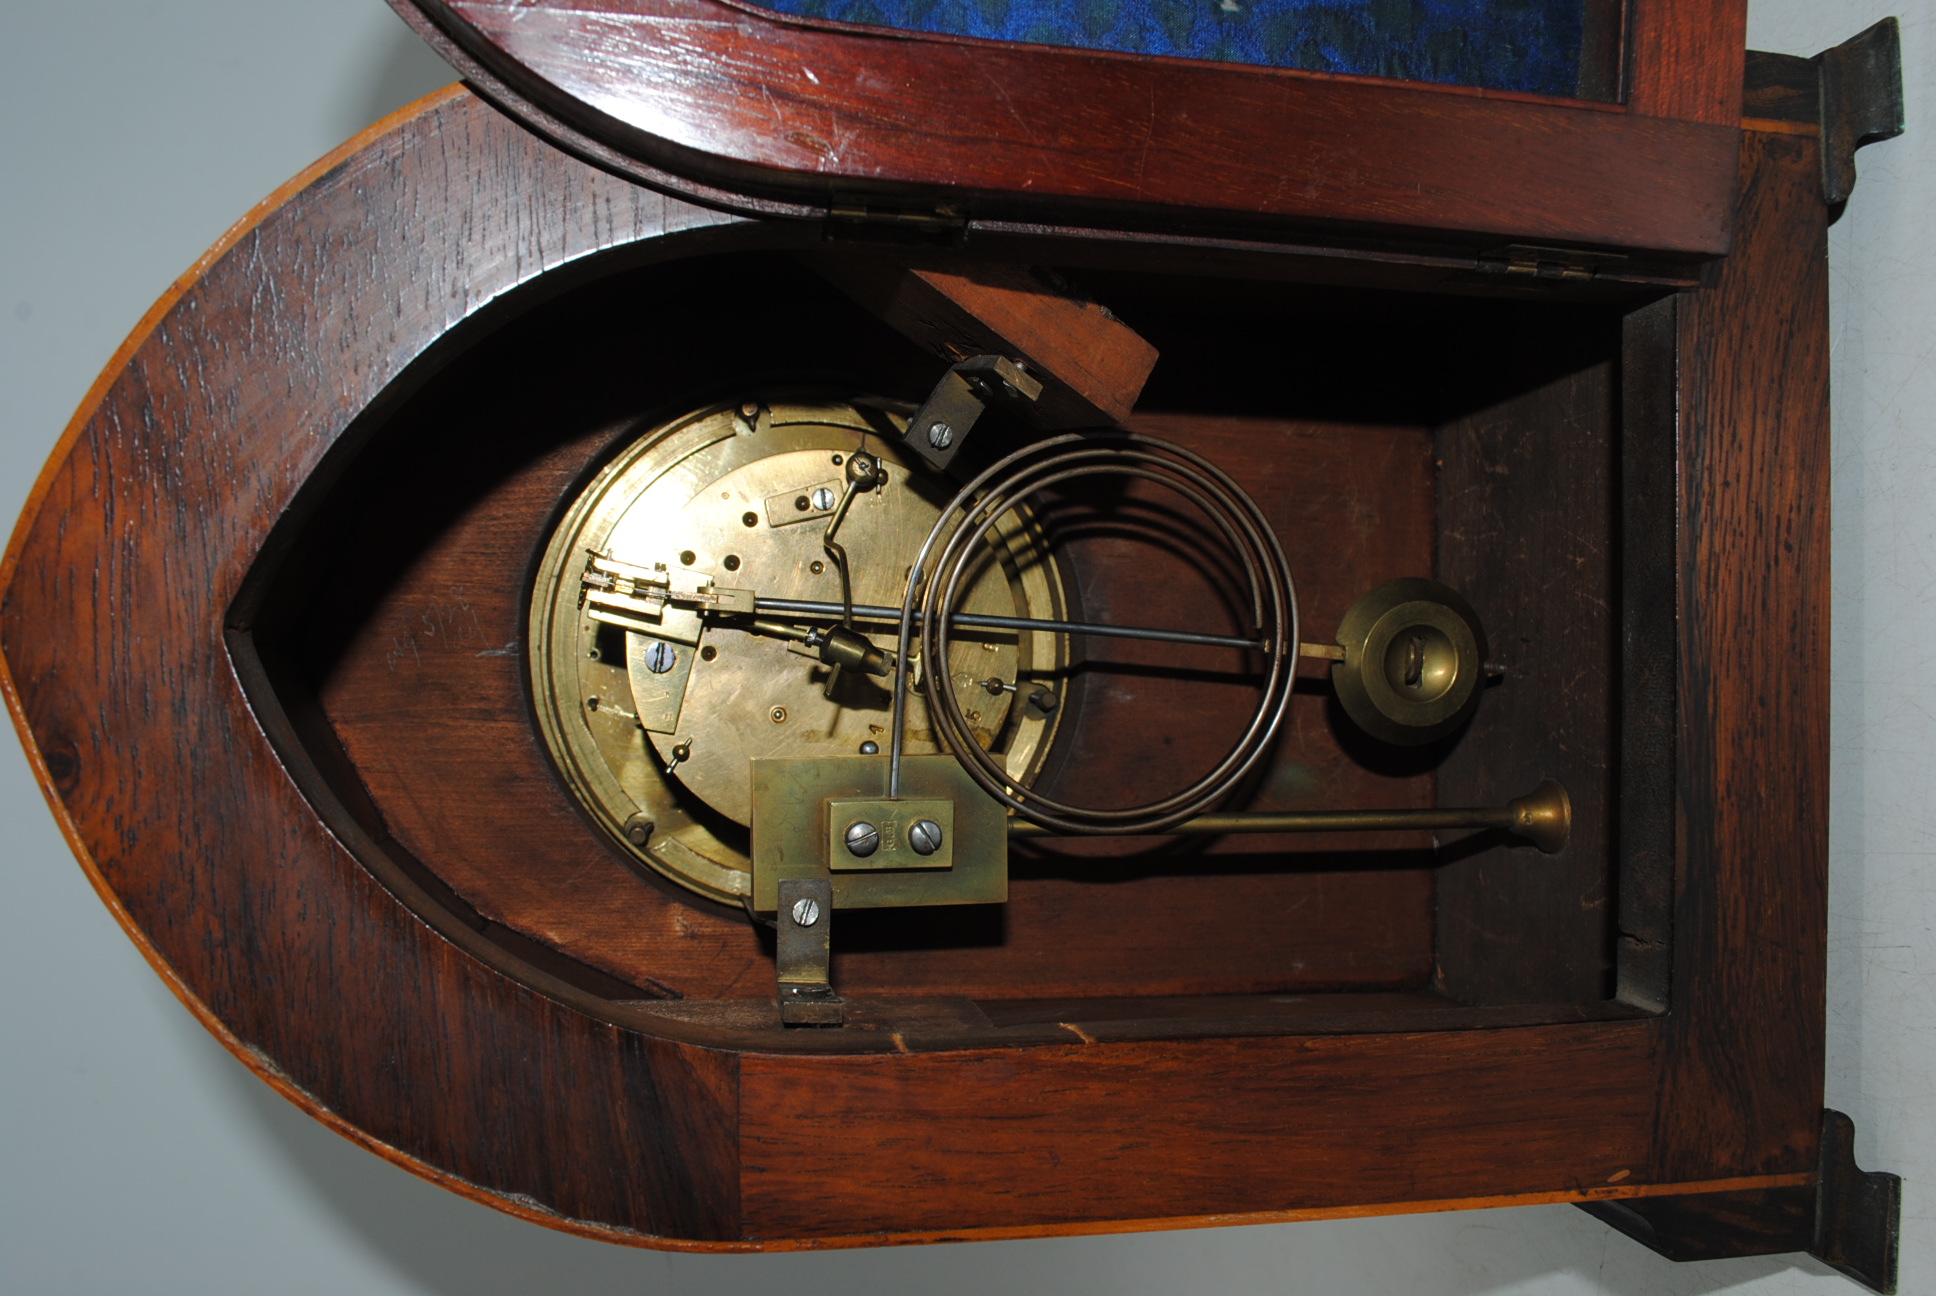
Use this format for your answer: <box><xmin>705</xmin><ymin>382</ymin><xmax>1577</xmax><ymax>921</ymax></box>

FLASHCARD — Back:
<box><xmin>241</xmin><ymin>248</ymin><xmax>1674</xmax><ymax>1049</ymax></box>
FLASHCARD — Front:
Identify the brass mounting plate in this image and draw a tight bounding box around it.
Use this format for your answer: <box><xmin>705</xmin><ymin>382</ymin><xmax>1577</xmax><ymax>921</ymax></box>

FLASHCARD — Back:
<box><xmin>827</xmin><ymin>797</ymin><xmax>955</xmax><ymax>871</ymax></box>
<box><xmin>751</xmin><ymin>755</ymin><xmax>1005</xmax><ymax>912</ymax></box>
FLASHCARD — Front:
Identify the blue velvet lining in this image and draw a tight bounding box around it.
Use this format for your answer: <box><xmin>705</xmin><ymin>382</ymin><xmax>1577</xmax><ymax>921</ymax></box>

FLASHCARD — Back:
<box><xmin>749</xmin><ymin>0</ymin><xmax>1587</xmax><ymax>97</ymax></box>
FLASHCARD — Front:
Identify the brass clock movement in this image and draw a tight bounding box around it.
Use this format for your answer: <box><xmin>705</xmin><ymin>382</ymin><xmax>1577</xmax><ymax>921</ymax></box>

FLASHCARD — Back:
<box><xmin>528</xmin><ymin>397</ymin><xmax>1071</xmax><ymax>906</ymax></box>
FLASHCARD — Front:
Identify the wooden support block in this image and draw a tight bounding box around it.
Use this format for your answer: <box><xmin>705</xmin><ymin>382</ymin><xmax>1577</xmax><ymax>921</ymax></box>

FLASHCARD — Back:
<box><xmin>806</xmin><ymin>253</ymin><xmax>1159</xmax><ymax>428</ymax></box>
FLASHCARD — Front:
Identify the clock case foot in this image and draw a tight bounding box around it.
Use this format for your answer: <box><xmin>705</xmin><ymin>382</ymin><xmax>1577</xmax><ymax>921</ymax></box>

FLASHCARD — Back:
<box><xmin>1579</xmin><ymin>1110</ymin><xmax>1901</xmax><ymax>1293</ymax></box>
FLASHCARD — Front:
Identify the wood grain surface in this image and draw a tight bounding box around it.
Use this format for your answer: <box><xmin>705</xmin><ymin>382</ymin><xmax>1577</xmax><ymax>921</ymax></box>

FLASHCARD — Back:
<box><xmin>391</xmin><ymin>0</ymin><xmax>1743</xmax><ymax>259</ymax></box>
<box><xmin>1613</xmin><ymin>297</ymin><xmax>1682</xmax><ymax>1012</ymax></box>
<box><xmin>740</xmin><ymin>1021</ymin><xmax>1665</xmax><ymax>1237</ymax></box>
<box><xmin>1626</xmin><ymin>0</ymin><xmax>1749</xmax><ymax>125</ymax></box>
<box><xmin>0</xmin><ymin>87</ymin><xmax>759</xmax><ymax>1244</ymax></box>
<box><xmin>1433</xmin><ymin>308</ymin><xmax>1620</xmax><ymax>1005</ymax></box>
<box><xmin>1652</xmin><ymin>125</ymin><xmax>1830</xmax><ymax>1182</ymax></box>
<box><xmin>807</xmin><ymin>254</ymin><xmax>1160</xmax><ymax>427</ymax></box>
<box><xmin>0</xmin><ymin>82</ymin><xmax>1833</xmax><ymax>1247</ymax></box>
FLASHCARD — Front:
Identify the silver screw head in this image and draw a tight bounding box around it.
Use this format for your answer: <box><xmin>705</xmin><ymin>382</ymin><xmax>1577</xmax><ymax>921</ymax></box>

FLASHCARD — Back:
<box><xmin>926</xmin><ymin>420</ymin><xmax>954</xmax><ymax>449</ymax></box>
<box><xmin>643</xmin><ymin>640</ymin><xmax>677</xmax><ymax>674</ymax></box>
<box><xmin>811</xmin><ymin>486</ymin><xmax>837</xmax><ymax>511</ymax></box>
<box><xmin>843</xmin><ymin>820</ymin><xmax>881</xmax><ymax>858</ymax></box>
<box><xmin>789</xmin><ymin>896</ymin><xmax>821</xmax><ymax>927</ymax></box>
<box><xmin>908</xmin><ymin>819</ymin><xmax>944</xmax><ymax>856</ymax></box>
<box><xmin>858</xmin><ymin>740</ymin><xmax>880</xmax><ymax>755</ymax></box>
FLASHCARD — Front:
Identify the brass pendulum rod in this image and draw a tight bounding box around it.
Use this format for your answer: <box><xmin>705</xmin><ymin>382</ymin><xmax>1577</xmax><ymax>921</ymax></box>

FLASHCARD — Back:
<box><xmin>1006</xmin><ymin>779</ymin><xmax>1572</xmax><ymax>854</ymax></box>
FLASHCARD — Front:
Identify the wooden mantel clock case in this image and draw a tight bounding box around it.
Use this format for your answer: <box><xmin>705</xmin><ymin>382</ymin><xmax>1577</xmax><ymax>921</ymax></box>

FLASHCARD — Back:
<box><xmin>0</xmin><ymin>1</ymin><xmax>1906</xmax><ymax>1289</ymax></box>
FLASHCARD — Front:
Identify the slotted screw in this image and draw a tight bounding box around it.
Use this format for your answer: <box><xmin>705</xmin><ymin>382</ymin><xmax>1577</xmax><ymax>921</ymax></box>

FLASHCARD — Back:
<box><xmin>908</xmin><ymin>819</ymin><xmax>944</xmax><ymax>856</ymax></box>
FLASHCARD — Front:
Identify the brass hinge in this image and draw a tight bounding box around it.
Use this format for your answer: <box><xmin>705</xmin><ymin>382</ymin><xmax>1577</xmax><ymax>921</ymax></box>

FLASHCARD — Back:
<box><xmin>1480</xmin><ymin>244</ymin><xmax>1628</xmax><ymax>282</ymax></box>
<box><xmin>828</xmin><ymin>199</ymin><xmax>969</xmax><ymax>233</ymax></box>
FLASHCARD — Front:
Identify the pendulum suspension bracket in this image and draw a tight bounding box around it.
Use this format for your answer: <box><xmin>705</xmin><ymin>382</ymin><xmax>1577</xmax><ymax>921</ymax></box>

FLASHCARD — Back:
<box><xmin>901</xmin><ymin>354</ymin><xmax>1042</xmax><ymax>472</ymax></box>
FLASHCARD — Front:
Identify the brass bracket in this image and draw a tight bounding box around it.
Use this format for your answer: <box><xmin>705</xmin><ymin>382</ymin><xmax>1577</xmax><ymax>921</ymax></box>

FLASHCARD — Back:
<box><xmin>626</xmin><ymin>629</ymin><xmax>699</xmax><ymax>734</ymax></box>
<box><xmin>775</xmin><ymin>877</ymin><xmax>844</xmax><ymax>1027</ymax></box>
<box><xmin>902</xmin><ymin>355</ymin><xmax>1042</xmax><ymax>472</ymax></box>
<box><xmin>750</xmin><ymin>754</ymin><xmax>1006</xmax><ymax>912</ymax></box>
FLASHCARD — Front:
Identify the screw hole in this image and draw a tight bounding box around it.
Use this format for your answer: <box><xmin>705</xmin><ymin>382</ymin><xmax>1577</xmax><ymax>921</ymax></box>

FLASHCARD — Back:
<box><xmin>723</xmin><ymin>554</ymin><xmax>742</xmax><ymax>572</ymax></box>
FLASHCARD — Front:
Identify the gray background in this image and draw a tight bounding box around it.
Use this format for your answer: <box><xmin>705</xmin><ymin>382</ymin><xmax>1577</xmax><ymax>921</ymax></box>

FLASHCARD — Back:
<box><xmin>0</xmin><ymin>3</ymin><xmax>1925</xmax><ymax>1292</ymax></box>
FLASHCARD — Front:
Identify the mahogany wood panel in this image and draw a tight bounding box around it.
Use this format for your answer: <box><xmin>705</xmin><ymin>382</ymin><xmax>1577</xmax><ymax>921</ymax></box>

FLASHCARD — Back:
<box><xmin>1433</xmin><ymin>313</ymin><xmax>1619</xmax><ymax>1005</ymax></box>
<box><xmin>808</xmin><ymin>254</ymin><xmax>1160</xmax><ymax>427</ymax></box>
<box><xmin>740</xmin><ymin>1022</ymin><xmax>1663</xmax><ymax>1236</ymax></box>
<box><xmin>1626</xmin><ymin>0</ymin><xmax>1748</xmax><ymax>125</ymax></box>
<box><xmin>1577</xmin><ymin>0</ymin><xmax>1629</xmax><ymax>102</ymax></box>
<box><xmin>0</xmin><ymin>83</ymin><xmax>1835</xmax><ymax>1247</ymax></box>
<box><xmin>1613</xmin><ymin>296</ymin><xmax>1682</xmax><ymax>1012</ymax></box>
<box><xmin>393</xmin><ymin>0</ymin><xmax>1742</xmax><ymax>259</ymax></box>
<box><xmin>1044</xmin><ymin>412</ymin><xmax>1440</xmax><ymax>870</ymax></box>
<box><xmin>0</xmin><ymin>90</ymin><xmax>755</xmax><ymax>1243</ymax></box>
<box><xmin>1652</xmin><ymin>126</ymin><xmax>1829</xmax><ymax>1183</ymax></box>
<box><xmin>1742</xmin><ymin>49</ymin><xmax>1819</xmax><ymax>127</ymax></box>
